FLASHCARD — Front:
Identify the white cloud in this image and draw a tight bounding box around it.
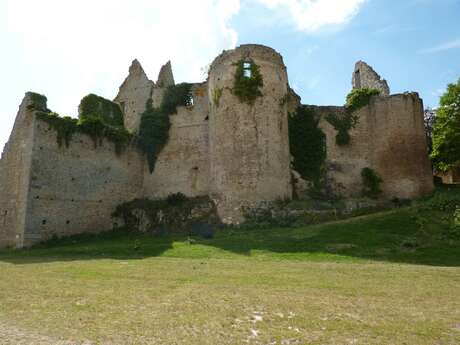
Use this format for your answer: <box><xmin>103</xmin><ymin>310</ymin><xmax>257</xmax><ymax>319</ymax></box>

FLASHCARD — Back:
<box><xmin>255</xmin><ymin>0</ymin><xmax>367</xmax><ymax>32</ymax></box>
<box><xmin>419</xmin><ymin>38</ymin><xmax>460</xmax><ymax>54</ymax></box>
<box><xmin>2</xmin><ymin>0</ymin><xmax>240</xmax><ymax>116</ymax></box>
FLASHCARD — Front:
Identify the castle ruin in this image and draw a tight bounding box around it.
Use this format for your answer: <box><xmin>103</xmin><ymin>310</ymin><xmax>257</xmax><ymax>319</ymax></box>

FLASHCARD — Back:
<box><xmin>0</xmin><ymin>44</ymin><xmax>434</xmax><ymax>249</ymax></box>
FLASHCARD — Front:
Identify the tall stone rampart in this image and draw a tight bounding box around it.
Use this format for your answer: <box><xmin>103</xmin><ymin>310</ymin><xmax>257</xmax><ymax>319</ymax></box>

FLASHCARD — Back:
<box><xmin>22</xmin><ymin>117</ymin><xmax>144</xmax><ymax>246</ymax></box>
<box><xmin>0</xmin><ymin>94</ymin><xmax>37</xmax><ymax>248</ymax></box>
<box><xmin>142</xmin><ymin>83</ymin><xmax>211</xmax><ymax>199</ymax></box>
<box><xmin>317</xmin><ymin>93</ymin><xmax>434</xmax><ymax>199</ymax></box>
<box><xmin>207</xmin><ymin>44</ymin><xmax>292</xmax><ymax>223</ymax></box>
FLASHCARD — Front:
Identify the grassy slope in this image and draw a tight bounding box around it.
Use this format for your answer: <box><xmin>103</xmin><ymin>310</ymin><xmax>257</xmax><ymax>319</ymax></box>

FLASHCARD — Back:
<box><xmin>0</xmin><ymin>188</ymin><xmax>459</xmax><ymax>344</ymax></box>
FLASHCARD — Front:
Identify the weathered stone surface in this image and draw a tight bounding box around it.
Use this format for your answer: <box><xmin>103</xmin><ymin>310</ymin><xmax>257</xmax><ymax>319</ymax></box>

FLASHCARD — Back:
<box><xmin>156</xmin><ymin>61</ymin><xmax>175</xmax><ymax>88</ymax></box>
<box><xmin>0</xmin><ymin>44</ymin><xmax>435</xmax><ymax>249</ymax></box>
<box><xmin>315</xmin><ymin>93</ymin><xmax>434</xmax><ymax>199</ymax></box>
<box><xmin>352</xmin><ymin>61</ymin><xmax>390</xmax><ymax>96</ymax></box>
<box><xmin>208</xmin><ymin>44</ymin><xmax>293</xmax><ymax>223</ymax></box>
<box><xmin>114</xmin><ymin>59</ymin><xmax>154</xmax><ymax>133</ymax></box>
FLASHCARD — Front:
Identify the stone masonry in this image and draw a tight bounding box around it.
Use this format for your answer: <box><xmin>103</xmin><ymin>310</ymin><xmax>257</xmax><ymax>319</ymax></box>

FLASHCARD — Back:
<box><xmin>0</xmin><ymin>44</ymin><xmax>434</xmax><ymax>248</ymax></box>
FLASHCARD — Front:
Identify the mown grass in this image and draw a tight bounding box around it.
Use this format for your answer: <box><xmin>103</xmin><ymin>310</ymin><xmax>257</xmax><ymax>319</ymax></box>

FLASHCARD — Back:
<box><xmin>0</xmin><ymin>187</ymin><xmax>459</xmax><ymax>344</ymax></box>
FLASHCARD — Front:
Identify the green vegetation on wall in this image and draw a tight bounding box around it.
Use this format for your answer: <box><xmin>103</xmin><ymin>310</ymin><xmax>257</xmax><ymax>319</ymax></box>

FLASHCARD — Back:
<box><xmin>36</xmin><ymin>111</ymin><xmax>132</xmax><ymax>155</ymax></box>
<box><xmin>327</xmin><ymin>88</ymin><xmax>380</xmax><ymax>146</ymax></box>
<box><xmin>288</xmin><ymin>106</ymin><xmax>327</xmax><ymax>186</ymax></box>
<box><xmin>431</xmin><ymin>78</ymin><xmax>460</xmax><ymax>172</ymax></box>
<box><xmin>27</xmin><ymin>92</ymin><xmax>48</xmax><ymax>112</ymax></box>
<box><xmin>232</xmin><ymin>59</ymin><xmax>263</xmax><ymax>105</ymax></box>
<box><xmin>361</xmin><ymin>167</ymin><xmax>383</xmax><ymax>199</ymax></box>
<box><xmin>138</xmin><ymin>83</ymin><xmax>192</xmax><ymax>173</ymax></box>
<box><xmin>212</xmin><ymin>88</ymin><xmax>223</xmax><ymax>107</ymax></box>
<box><xmin>79</xmin><ymin>94</ymin><xmax>124</xmax><ymax>127</ymax></box>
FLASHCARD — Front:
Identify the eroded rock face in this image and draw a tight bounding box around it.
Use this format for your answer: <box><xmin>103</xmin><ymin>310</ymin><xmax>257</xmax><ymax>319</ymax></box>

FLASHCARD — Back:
<box><xmin>352</xmin><ymin>61</ymin><xmax>390</xmax><ymax>96</ymax></box>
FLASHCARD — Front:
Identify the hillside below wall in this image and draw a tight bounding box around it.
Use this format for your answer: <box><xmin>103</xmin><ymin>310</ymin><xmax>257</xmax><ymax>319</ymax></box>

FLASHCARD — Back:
<box><xmin>22</xmin><ymin>118</ymin><xmax>144</xmax><ymax>247</ymax></box>
<box><xmin>316</xmin><ymin>93</ymin><xmax>434</xmax><ymax>199</ymax></box>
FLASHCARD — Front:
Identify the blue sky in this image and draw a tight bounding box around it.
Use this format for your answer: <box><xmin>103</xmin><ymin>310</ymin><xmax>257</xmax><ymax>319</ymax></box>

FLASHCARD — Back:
<box><xmin>1</xmin><ymin>0</ymin><xmax>459</xmax><ymax>150</ymax></box>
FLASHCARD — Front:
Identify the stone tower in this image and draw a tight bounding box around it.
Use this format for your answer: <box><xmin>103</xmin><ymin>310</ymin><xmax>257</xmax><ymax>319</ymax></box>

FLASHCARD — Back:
<box><xmin>207</xmin><ymin>45</ymin><xmax>292</xmax><ymax>223</ymax></box>
<box><xmin>352</xmin><ymin>61</ymin><xmax>390</xmax><ymax>96</ymax></box>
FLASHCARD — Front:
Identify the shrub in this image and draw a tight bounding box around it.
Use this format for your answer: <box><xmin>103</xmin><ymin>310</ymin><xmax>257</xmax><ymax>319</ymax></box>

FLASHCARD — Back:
<box><xmin>288</xmin><ymin>106</ymin><xmax>327</xmax><ymax>185</ymax></box>
<box><xmin>361</xmin><ymin>167</ymin><xmax>383</xmax><ymax>199</ymax></box>
<box><xmin>79</xmin><ymin>94</ymin><xmax>124</xmax><ymax>127</ymax></box>
<box><xmin>232</xmin><ymin>59</ymin><xmax>263</xmax><ymax>105</ymax></box>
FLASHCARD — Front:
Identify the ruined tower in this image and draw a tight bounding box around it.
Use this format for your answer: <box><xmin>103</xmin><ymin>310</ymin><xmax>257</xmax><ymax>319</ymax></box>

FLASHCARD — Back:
<box><xmin>352</xmin><ymin>61</ymin><xmax>390</xmax><ymax>96</ymax></box>
<box><xmin>207</xmin><ymin>45</ymin><xmax>292</xmax><ymax>223</ymax></box>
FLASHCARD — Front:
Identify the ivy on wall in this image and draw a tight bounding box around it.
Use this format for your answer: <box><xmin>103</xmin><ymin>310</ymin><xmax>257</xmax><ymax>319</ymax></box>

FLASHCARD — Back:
<box><xmin>27</xmin><ymin>93</ymin><xmax>49</xmax><ymax>112</ymax></box>
<box><xmin>361</xmin><ymin>167</ymin><xmax>383</xmax><ymax>199</ymax></box>
<box><xmin>36</xmin><ymin>111</ymin><xmax>132</xmax><ymax>155</ymax></box>
<box><xmin>138</xmin><ymin>83</ymin><xmax>192</xmax><ymax>173</ymax></box>
<box><xmin>232</xmin><ymin>59</ymin><xmax>263</xmax><ymax>105</ymax></box>
<box><xmin>288</xmin><ymin>106</ymin><xmax>327</xmax><ymax>186</ymax></box>
<box><xmin>79</xmin><ymin>94</ymin><xmax>124</xmax><ymax>127</ymax></box>
<box><xmin>326</xmin><ymin>88</ymin><xmax>380</xmax><ymax>146</ymax></box>
<box><xmin>34</xmin><ymin>93</ymin><xmax>131</xmax><ymax>154</ymax></box>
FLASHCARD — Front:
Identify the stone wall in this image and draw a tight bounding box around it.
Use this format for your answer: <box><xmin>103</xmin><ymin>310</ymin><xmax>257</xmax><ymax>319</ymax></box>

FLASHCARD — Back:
<box><xmin>316</xmin><ymin>93</ymin><xmax>434</xmax><ymax>199</ymax></box>
<box><xmin>352</xmin><ymin>61</ymin><xmax>390</xmax><ymax>96</ymax></box>
<box><xmin>114</xmin><ymin>60</ymin><xmax>154</xmax><ymax>133</ymax></box>
<box><xmin>0</xmin><ymin>94</ymin><xmax>36</xmax><ymax>248</ymax></box>
<box><xmin>21</xmin><ymin>117</ymin><xmax>144</xmax><ymax>246</ymax></box>
<box><xmin>142</xmin><ymin>83</ymin><xmax>211</xmax><ymax>199</ymax></box>
<box><xmin>208</xmin><ymin>44</ymin><xmax>292</xmax><ymax>223</ymax></box>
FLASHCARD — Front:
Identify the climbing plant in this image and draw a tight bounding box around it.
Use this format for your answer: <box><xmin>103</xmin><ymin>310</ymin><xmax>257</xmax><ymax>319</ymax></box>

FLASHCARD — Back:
<box><xmin>288</xmin><ymin>106</ymin><xmax>327</xmax><ymax>186</ymax></box>
<box><xmin>79</xmin><ymin>94</ymin><xmax>124</xmax><ymax>127</ymax></box>
<box><xmin>361</xmin><ymin>167</ymin><xmax>383</xmax><ymax>199</ymax></box>
<box><xmin>138</xmin><ymin>83</ymin><xmax>192</xmax><ymax>173</ymax></box>
<box><xmin>27</xmin><ymin>93</ymin><xmax>49</xmax><ymax>112</ymax></box>
<box><xmin>327</xmin><ymin>88</ymin><xmax>380</xmax><ymax>146</ymax></box>
<box><xmin>232</xmin><ymin>59</ymin><xmax>263</xmax><ymax>105</ymax></box>
<box><xmin>36</xmin><ymin>111</ymin><xmax>132</xmax><ymax>154</ymax></box>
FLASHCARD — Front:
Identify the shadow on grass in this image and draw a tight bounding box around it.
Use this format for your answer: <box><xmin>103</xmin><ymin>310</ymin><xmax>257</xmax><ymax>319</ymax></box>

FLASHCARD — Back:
<box><xmin>1</xmin><ymin>206</ymin><xmax>459</xmax><ymax>267</ymax></box>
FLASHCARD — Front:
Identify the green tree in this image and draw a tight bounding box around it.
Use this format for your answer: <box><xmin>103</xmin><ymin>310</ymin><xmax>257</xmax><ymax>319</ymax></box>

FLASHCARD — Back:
<box><xmin>431</xmin><ymin>79</ymin><xmax>460</xmax><ymax>172</ymax></box>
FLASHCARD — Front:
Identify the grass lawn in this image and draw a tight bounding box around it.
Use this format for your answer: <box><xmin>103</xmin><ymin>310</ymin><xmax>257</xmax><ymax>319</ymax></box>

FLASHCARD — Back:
<box><xmin>0</xmin><ymin>189</ymin><xmax>459</xmax><ymax>344</ymax></box>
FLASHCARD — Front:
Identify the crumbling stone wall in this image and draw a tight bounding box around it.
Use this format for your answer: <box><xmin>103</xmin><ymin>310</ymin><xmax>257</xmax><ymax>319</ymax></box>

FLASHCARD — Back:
<box><xmin>207</xmin><ymin>45</ymin><xmax>292</xmax><ymax>223</ymax></box>
<box><xmin>114</xmin><ymin>60</ymin><xmax>154</xmax><ymax>133</ymax></box>
<box><xmin>142</xmin><ymin>83</ymin><xmax>211</xmax><ymax>199</ymax></box>
<box><xmin>316</xmin><ymin>93</ymin><xmax>434</xmax><ymax>199</ymax></box>
<box><xmin>0</xmin><ymin>45</ymin><xmax>436</xmax><ymax>249</ymax></box>
<box><xmin>0</xmin><ymin>94</ymin><xmax>36</xmax><ymax>248</ymax></box>
<box><xmin>352</xmin><ymin>61</ymin><xmax>390</xmax><ymax>96</ymax></box>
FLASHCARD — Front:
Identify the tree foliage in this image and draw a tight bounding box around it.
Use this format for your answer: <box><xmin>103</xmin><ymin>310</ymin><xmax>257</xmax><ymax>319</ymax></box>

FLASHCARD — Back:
<box><xmin>431</xmin><ymin>79</ymin><xmax>460</xmax><ymax>172</ymax></box>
